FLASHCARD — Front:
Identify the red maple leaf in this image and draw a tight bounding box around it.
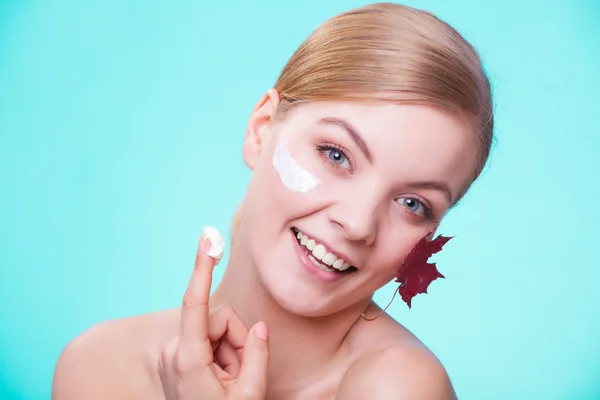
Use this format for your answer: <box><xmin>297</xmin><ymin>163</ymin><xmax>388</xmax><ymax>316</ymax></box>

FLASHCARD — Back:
<box><xmin>395</xmin><ymin>232</ymin><xmax>453</xmax><ymax>308</ymax></box>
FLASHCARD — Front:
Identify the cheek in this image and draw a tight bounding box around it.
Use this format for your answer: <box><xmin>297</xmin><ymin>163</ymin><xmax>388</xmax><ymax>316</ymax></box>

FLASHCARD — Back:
<box><xmin>272</xmin><ymin>140</ymin><xmax>321</xmax><ymax>194</ymax></box>
<box><xmin>242</xmin><ymin>148</ymin><xmax>320</xmax><ymax>234</ymax></box>
<box><xmin>252</xmin><ymin>139</ymin><xmax>333</xmax><ymax>218</ymax></box>
<box><xmin>372</xmin><ymin>232</ymin><xmax>424</xmax><ymax>278</ymax></box>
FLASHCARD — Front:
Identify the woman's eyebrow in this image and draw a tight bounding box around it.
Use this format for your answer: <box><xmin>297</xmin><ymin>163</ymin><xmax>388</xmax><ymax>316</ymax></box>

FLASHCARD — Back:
<box><xmin>405</xmin><ymin>181</ymin><xmax>454</xmax><ymax>205</ymax></box>
<box><xmin>317</xmin><ymin>117</ymin><xmax>373</xmax><ymax>163</ymax></box>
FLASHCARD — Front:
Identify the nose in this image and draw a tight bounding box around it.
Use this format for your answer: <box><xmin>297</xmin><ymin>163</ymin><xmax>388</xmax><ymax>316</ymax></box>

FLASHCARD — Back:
<box><xmin>327</xmin><ymin>192</ymin><xmax>379</xmax><ymax>246</ymax></box>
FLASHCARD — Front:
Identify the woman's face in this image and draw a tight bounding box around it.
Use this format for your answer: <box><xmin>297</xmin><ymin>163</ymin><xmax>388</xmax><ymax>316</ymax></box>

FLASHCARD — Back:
<box><xmin>239</xmin><ymin>92</ymin><xmax>477</xmax><ymax>317</ymax></box>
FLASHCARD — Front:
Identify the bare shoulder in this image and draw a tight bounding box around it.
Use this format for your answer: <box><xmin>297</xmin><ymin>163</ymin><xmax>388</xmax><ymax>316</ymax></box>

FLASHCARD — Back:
<box><xmin>52</xmin><ymin>308</ymin><xmax>180</xmax><ymax>400</ymax></box>
<box><xmin>339</xmin><ymin>313</ymin><xmax>457</xmax><ymax>400</ymax></box>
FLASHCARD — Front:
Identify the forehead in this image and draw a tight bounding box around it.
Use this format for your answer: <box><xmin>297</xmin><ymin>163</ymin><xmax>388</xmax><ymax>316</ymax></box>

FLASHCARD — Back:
<box><xmin>281</xmin><ymin>101</ymin><xmax>478</xmax><ymax>198</ymax></box>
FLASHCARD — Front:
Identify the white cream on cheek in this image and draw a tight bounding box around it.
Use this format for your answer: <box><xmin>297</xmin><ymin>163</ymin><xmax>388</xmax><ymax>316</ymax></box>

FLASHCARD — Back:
<box><xmin>272</xmin><ymin>140</ymin><xmax>321</xmax><ymax>193</ymax></box>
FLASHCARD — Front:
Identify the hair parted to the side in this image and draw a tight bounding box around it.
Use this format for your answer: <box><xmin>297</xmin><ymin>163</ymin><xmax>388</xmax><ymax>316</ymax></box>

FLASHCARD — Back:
<box><xmin>231</xmin><ymin>2</ymin><xmax>494</xmax><ymax>240</ymax></box>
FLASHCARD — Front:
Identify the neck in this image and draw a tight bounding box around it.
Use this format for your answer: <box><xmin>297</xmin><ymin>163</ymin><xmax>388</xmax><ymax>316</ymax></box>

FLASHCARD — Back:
<box><xmin>210</xmin><ymin>231</ymin><xmax>370</xmax><ymax>395</ymax></box>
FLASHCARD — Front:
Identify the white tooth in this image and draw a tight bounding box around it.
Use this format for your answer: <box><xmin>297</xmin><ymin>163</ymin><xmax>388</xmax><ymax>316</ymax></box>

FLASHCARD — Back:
<box><xmin>340</xmin><ymin>262</ymin><xmax>351</xmax><ymax>271</ymax></box>
<box><xmin>332</xmin><ymin>259</ymin><xmax>344</xmax><ymax>270</ymax></box>
<box><xmin>296</xmin><ymin>231</ymin><xmax>302</xmax><ymax>239</ymax></box>
<box><xmin>308</xmin><ymin>255</ymin><xmax>335</xmax><ymax>272</ymax></box>
<box><xmin>306</xmin><ymin>239</ymin><xmax>316</xmax><ymax>250</ymax></box>
<box><xmin>300</xmin><ymin>235</ymin><xmax>308</xmax><ymax>245</ymax></box>
<box><xmin>312</xmin><ymin>244</ymin><xmax>326</xmax><ymax>260</ymax></box>
<box><xmin>322</xmin><ymin>253</ymin><xmax>337</xmax><ymax>266</ymax></box>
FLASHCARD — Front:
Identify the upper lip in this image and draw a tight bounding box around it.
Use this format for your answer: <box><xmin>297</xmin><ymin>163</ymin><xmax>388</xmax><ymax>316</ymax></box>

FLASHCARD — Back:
<box><xmin>294</xmin><ymin>228</ymin><xmax>357</xmax><ymax>268</ymax></box>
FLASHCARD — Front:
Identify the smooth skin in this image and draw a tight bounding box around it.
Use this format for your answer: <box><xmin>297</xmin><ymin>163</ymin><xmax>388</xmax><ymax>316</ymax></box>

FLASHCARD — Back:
<box><xmin>52</xmin><ymin>237</ymin><xmax>455</xmax><ymax>399</ymax></box>
<box><xmin>52</xmin><ymin>88</ymin><xmax>474</xmax><ymax>399</ymax></box>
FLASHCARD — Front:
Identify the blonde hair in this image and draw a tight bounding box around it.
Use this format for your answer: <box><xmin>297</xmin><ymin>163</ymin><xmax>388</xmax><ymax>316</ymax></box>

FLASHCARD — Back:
<box><xmin>231</xmin><ymin>2</ymin><xmax>494</xmax><ymax>239</ymax></box>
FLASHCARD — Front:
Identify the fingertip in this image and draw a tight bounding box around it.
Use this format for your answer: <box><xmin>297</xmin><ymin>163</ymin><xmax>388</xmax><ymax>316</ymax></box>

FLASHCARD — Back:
<box><xmin>198</xmin><ymin>234</ymin><xmax>209</xmax><ymax>254</ymax></box>
<box><xmin>252</xmin><ymin>321</ymin><xmax>269</xmax><ymax>342</ymax></box>
<box><xmin>202</xmin><ymin>226</ymin><xmax>225</xmax><ymax>263</ymax></box>
<box><xmin>236</xmin><ymin>321</ymin><xmax>270</xmax><ymax>398</ymax></box>
<box><xmin>194</xmin><ymin>235</ymin><xmax>214</xmax><ymax>273</ymax></box>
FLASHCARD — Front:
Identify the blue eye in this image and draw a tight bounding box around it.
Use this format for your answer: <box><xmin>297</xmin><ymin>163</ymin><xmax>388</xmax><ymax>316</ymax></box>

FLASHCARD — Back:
<box><xmin>326</xmin><ymin>149</ymin><xmax>348</xmax><ymax>166</ymax></box>
<box><xmin>317</xmin><ymin>144</ymin><xmax>352</xmax><ymax>170</ymax></box>
<box><xmin>396</xmin><ymin>197</ymin><xmax>427</xmax><ymax>216</ymax></box>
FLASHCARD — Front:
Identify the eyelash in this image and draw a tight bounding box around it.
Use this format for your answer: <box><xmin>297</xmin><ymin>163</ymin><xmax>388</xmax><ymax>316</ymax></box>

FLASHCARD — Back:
<box><xmin>315</xmin><ymin>143</ymin><xmax>354</xmax><ymax>173</ymax></box>
<box><xmin>398</xmin><ymin>197</ymin><xmax>439</xmax><ymax>223</ymax></box>
<box><xmin>315</xmin><ymin>142</ymin><xmax>439</xmax><ymax>223</ymax></box>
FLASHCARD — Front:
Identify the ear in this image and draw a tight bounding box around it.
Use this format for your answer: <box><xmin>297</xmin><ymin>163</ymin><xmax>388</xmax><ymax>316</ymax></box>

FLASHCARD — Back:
<box><xmin>242</xmin><ymin>88</ymin><xmax>280</xmax><ymax>170</ymax></box>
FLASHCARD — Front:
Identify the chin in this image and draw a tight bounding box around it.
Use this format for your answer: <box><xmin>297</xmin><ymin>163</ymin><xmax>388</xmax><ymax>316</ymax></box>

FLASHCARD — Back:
<box><xmin>243</xmin><ymin>221</ymin><xmax>363</xmax><ymax>317</ymax></box>
<box><xmin>252</xmin><ymin>255</ymin><xmax>349</xmax><ymax>318</ymax></box>
<box><xmin>267</xmin><ymin>279</ymin><xmax>335</xmax><ymax>317</ymax></box>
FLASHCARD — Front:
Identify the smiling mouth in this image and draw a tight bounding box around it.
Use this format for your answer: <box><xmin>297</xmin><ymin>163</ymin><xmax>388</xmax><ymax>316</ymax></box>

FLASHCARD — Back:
<box><xmin>292</xmin><ymin>228</ymin><xmax>357</xmax><ymax>274</ymax></box>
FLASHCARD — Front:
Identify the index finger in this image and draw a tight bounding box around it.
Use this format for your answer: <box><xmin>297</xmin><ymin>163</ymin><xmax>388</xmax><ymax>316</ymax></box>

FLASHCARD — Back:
<box><xmin>180</xmin><ymin>235</ymin><xmax>216</xmax><ymax>354</ymax></box>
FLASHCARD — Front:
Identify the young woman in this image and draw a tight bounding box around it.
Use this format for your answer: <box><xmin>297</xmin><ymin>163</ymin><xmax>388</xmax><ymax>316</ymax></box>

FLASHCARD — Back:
<box><xmin>52</xmin><ymin>3</ymin><xmax>493</xmax><ymax>399</ymax></box>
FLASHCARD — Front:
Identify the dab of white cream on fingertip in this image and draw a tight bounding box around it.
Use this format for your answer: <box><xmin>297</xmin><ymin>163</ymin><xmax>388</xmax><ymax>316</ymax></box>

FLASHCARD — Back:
<box><xmin>273</xmin><ymin>140</ymin><xmax>321</xmax><ymax>193</ymax></box>
<box><xmin>202</xmin><ymin>226</ymin><xmax>225</xmax><ymax>263</ymax></box>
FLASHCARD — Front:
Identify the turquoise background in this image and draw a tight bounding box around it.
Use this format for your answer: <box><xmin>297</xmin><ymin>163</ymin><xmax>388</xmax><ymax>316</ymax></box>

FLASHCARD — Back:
<box><xmin>1</xmin><ymin>1</ymin><xmax>599</xmax><ymax>399</ymax></box>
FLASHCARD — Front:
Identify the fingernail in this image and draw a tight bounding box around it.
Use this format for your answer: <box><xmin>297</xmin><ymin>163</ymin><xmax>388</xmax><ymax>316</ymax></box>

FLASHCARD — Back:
<box><xmin>198</xmin><ymin>235</ymin><xmax>209</xmax><ymax>254</ymax></box>
<box><xmin>253</xmin><ymin>321</ymin><xmax>268</xmax><ymax>341</ymax></box>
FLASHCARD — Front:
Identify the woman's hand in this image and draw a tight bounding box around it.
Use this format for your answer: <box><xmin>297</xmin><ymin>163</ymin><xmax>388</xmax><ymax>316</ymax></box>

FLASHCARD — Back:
<box><xmin>158</xmin><ymin>234</ymin><xmax>270</xmax><ymax>400</ymax></box>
